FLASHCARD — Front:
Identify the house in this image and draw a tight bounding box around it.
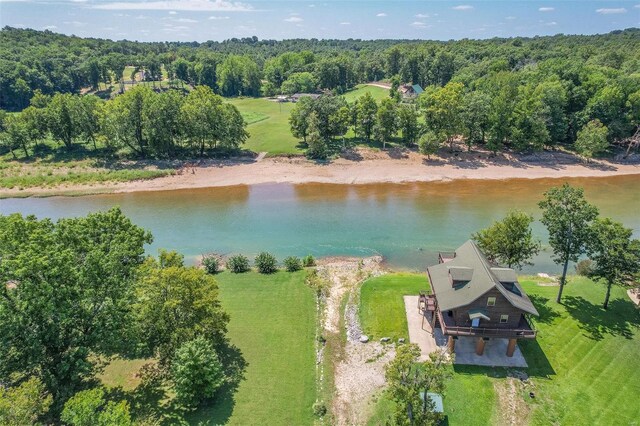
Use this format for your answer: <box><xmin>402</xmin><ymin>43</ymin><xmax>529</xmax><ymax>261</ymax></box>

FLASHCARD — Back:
<box><xmin>289</xmin><ymin>93</ymin><xmax>321</xmax><ymax>102</ymax></box>
<box><xmin>399</xmin><ymin>84</ymin><xmax>424</xmax><ymax>99</ymax></box>
<box><xmin>423</xmin><ymin>240</ymin><xmax>538</xmax><ymax>357</ymax></box>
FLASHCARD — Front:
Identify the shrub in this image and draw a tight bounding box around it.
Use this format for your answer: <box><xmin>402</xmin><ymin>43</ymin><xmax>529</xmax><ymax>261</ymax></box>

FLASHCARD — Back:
<box><xmin>575</xmin><ymin>259</ymin><xmax>593</xmax><ymax>276</ymax></box>
<box><xmin>171</xmin><ymin>337</ymin><xmax>224</xmax><ymax>408</ymax></box>
<box><xmin>312</xmin><ymin>401</ymin><xmax>327</xmax><ymax>417</ymax></box>
<box><xmin>201</xmin><ymin>255</ymin><xmax>220</xmax><ymax>274</ymax></box>
<box><xmin>302</xmin><ymin>254</ymin><xmax>316</xmax><ymax>267</ymax></box>
<box><xmin>283</xmin><ymin>256</ymin><xmax>302</xmax><ymax>272</ymax></box>
<box><xmin>255</xmin><ymin>252</ymin><xmax>278</xmax><ymax>274</ymax></box>
<box><xmin>226</xmin><ymin>254</ymin><xmax>250</xmax><ymax>273</ymax></box>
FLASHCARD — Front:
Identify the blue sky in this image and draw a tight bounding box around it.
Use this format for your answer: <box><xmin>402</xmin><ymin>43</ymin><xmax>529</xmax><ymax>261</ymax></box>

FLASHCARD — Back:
<box><xmin>1</xmin><ymin>0</ymin><xmax>639</xmax><ymax>42</ymax></box>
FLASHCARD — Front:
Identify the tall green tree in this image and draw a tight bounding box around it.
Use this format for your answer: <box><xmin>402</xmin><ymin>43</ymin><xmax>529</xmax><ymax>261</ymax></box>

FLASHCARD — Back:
<box><xmin>133</xmin><ymin>252</ymin><xmax>229</xmax><ymax>366</ymax></box>
<box><xmin>61</xmin><ymin>388</ymin><xmax>132</xmax><ymax>426</ymax></box>
<box><xmin>171</xmin><ymin>337</ymin><xmax>225</xmax><ymax>408</ymax></box>
<box><xmin>375</xmin><ymin>97</ymin><xmax>398</xmax><ymax>149</ymax></box>
<box><xmin>575</xmin><ymin>119</ymin><xmax>609</xmax><ymax>160</ymax></box>
<box><xmin>180</xmin><ymin>85</ymin><xmax>225</xmax><ymax>156</ymax></box>
<box><xmin>305</xmin><ymin>111</ymin><xmax>327</xmax><ymax>160</ymax></box>
<box><xmin>461</xmin><ymin>90</ymin><xmax>491</xmax><ymax>149</ymax></box>
<box><xmin>385</xmin><ymin>344</ymin><xmax>451</xmax><ymax>426</ymax></box>
<box><xmin>0</xmin><ymin>377</ymin><xmax>52</xmax><ymax>426</ymax></box>
<box><xmin>539</xmin><ymin>184</ymin><xmax>599</xmax><ymax>303</ymax></box>
<box><xmin>586</xmin><ymin>218</ymin><xmax>640</xmax><ymax>309</ymax></box>
<box><xmin>397</xmin><ymin>104</ymin><xmax>419</xmax><ymax>146</ymax></box>
<box><xmin>216</xmin><ymin>55</ymin><xmax>261</xmax><ymax>97</ymax></box>
<box><xmin>421</xmin><ymin>82</ymin><xmax>464</xmax><ymax>151</ymax></box>
<box><xmin>46</xmin><ymin>93</ymin><xmax>80</xmax><ymax>149</ymax></box>
<box><xmin>356</xmin><ymin>92</ymin><xmax>378</xmax><ymax>143</ymax></box>
<box><xmin>101</xmin><ymin>85</ymin><xmax>153</xmax><ymax>156</ymax></box>
<box><xmin>0</xmin><ymin>208</ymin><xmax>152</xmax><ymax>413</ymax></box>
<box><xmin>289</xmin><ymin>96</ymin><xmax>314</xmax><ymax>143</ymax></box>
<box><xmin>472</xmin><ymin>210</ymin><xmax>541</xmax><ymax>269</ymax></box>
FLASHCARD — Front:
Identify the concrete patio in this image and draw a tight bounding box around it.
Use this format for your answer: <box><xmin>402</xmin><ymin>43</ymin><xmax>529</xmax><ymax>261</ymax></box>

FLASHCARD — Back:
<box><xmin>404</xmin><ymin>295</ymin><xmax>528</xmax><ymax>367</ymax></box>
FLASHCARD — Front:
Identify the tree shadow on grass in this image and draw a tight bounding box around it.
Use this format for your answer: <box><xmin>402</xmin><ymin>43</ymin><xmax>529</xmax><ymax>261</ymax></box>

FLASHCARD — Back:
<box><xmin>115</xmin><ymin>341</ymin><xmax>247</xmax><ymax>425</ymax></box>
<box><xmin>562</xmin><ymin>295</ymin><xmax>638</xmax><ymax>341</ymax></box>
<box><xmin>528</xmin><ymin>294</ymin><xmax>561</xmax><ymax>325</ymax></box>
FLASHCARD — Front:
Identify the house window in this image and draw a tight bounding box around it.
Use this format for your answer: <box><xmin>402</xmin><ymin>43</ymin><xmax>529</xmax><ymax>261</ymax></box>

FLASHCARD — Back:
<box><xmin>487</xmin><ymin>297</ymin><xmax>496</xmax><ymax>307</ymax></box>
<box><xmin>500</xmin><ymin>315</ymin><xmax>509</xmax><ymax>323</ymax></box>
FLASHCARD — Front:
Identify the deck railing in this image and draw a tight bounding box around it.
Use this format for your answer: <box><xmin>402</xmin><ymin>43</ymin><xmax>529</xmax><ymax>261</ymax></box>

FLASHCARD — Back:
<box><xmin>437</xmin><ymin>310</ymin><xmax>537</xmax><ymax>338</ymax></box>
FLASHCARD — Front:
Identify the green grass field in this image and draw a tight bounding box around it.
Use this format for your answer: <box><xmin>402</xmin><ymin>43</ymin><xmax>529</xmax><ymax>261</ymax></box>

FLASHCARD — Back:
<box><xmin>359</xmin><ymin>273</ymin><xmax>429</xmax><ymax>340</ymax></box>
<box><xmin>361</xmin><ymin>274</ymin><xmax>640</xmax><ymax>425</ymax></box>
<box><xmin>101</xmin><ymin>270</ymin><xmax>318</xmax><ymax>425</ymax></box>
<box><xmin>226</xmin><ymin>97</ymin><xmax>302</xmax><ymax>155</ymax></box>
<box><xmin>342</xmin><ymin>84</ymin><xmax>390</xmax><ymax>103</ymax></box>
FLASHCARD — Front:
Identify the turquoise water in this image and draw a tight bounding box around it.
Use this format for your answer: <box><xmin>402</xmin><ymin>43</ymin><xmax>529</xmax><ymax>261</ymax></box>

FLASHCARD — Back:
<box><xmin>1</xmin><ymin>176</ymin><xmax>638</xmax><ymax>273</ymax></box>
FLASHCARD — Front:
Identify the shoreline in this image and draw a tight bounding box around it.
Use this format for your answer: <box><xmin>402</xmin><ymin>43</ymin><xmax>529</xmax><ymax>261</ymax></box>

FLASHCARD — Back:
<box><xmin>2</xmin><ymin>149</ymin><xmax>639</xmax><ymax>198</ymax></box>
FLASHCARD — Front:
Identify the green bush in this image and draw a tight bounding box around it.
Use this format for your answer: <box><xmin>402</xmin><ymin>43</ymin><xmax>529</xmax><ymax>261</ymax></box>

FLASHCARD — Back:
<box><xmin>283</xmin><ymin>256</ymin><xmax>302</xmax><ymax>272</ymax></box>
<box><xmin>226</xmin><ymin>254</ymin><xmax>250</xmax><ymax>273</ymax></box>
<box><xmin>302</xmin><ymin>254</ymin><xmax>316</xmax><ymax>267</ymax></box>
<box><xmin>171</xmin><ymin>337</ymin><xmax>224</xmax><ymax>408</ymax></box>
<box><xmin>575</xmin><ymin>259</ymin><xmax>593</xmax><ymax>276</ymax></box>
<box><xmin>201</xmin><ymin>255</ymin><xmax>220</xmax><ymax>274</ymax></box>
<box><xmin>312</xmin><ymin>400</ymin><xmax>327</xmax><ymax>417</ymax></box>
<box><xmin>255</xmin><ymin>252</ymin><xmax>278</xmax><ymax>274</ymax></box>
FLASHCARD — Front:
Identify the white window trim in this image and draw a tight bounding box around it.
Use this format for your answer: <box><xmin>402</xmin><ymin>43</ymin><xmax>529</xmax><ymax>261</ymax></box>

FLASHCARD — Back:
<box><xmin>487</xmin><ymin>297</ymin><xmax>496</xmax><ymax>306</ymax></box>
<box><xmin>500</xmin><ymin>314</ymin><xmax>509</xmax><ymax>323</ymax></box>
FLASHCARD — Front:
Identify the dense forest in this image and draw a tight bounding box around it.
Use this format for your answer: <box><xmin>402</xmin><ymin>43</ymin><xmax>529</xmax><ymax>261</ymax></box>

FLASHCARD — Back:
<box><xmin>1</xmin><ymin>27</ymin><xmax>639</xmax><ymax>159</ymax></box>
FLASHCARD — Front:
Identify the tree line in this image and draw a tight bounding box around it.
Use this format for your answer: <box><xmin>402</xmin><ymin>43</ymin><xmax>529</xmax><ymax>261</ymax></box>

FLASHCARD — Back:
<box><xmin>0</xmin><ymin>209</ymin><xmax>239</xmax><ymax>424</ymax></box>
<box><xmin>0</xmin><ymin>85</ymin><xmax>248</xmax><ymax>159</ymax></box>
<box><xmin>289</xmin><ymin>70</ymin><xmax>639</xmax><ymax>159</ymax></box>
<box><xmin>2</xmin><ymin>26</ymin><xmax>639</xmax><ymax>114</ymax></box>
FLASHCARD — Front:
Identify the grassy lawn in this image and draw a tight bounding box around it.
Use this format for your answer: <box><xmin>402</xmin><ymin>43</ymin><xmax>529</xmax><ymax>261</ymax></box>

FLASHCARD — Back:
<box><xmin>101</xmin><ymin>270</ymin><xmax>318</xmax><ymax>425</ymax></box>
<box><xmin>226</xmin><ymin>97</ymin><xmax>302</xmax><ymax>155</ymax></box>
<box><xmin>359</xmin><ymin>273</ymin><xmax>429</xmax><ymax>340</ymax></box>
<box><xmin>342</xmin><ymin>84</ymin><xmax>390</xmax><ymax>103</ymax></box>
<box><xmin>361</xmin><ymin>275</ymin><xmax>640</xmax><ymax>425</ymax></box>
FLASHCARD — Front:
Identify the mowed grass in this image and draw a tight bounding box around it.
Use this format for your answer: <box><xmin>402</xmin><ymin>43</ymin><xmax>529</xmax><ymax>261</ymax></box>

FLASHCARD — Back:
<box><xmin>361</xmin><ymin>275</ymin><xmax>640</xmax><ymax>425</ymax></box>
<box><xmin>226</xmin><ymin>97</ymin><xmax>302</xmax><ymax>155</ymax></box>
<box><xmin>100</xmin><ymin>270</ymin><xmax>318</xmax><ymax>425</ymax></box>
<box><xmin>191</xmin><ymin>270</ymin><xmax>318</xmax><ymax>425</ymax></box>
<box><xmin>342</xmin><ymin>84</ymin><xmax>390</xmax><ymax>103</ymax></box>
<box><xmin>359</xmin><ymin>273</ymin><xmax>429</xmax><ymax>340</ymax></box>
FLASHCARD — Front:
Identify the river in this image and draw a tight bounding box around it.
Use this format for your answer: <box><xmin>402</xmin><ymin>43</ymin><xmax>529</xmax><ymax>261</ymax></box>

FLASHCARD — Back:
<box><xmin>1</xmin><ymin>176</ymin><xmax>638</xmax><ymax>273</ymax></box>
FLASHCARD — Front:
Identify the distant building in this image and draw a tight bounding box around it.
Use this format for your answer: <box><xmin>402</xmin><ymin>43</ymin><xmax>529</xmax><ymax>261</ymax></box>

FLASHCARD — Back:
<box><xmin>399</xmin><ymin>84</ymin><xmax>424</xmax><ymax>99</ymax></box>
<box><xmin>423</xmin><ymin>240</ymin><xmax>539</xmax><ymax>357</ymax></box>
<box><xmin>290</xmin><ymin>93</ymin><xmax>321</xmax><ymax>102</ymax></box>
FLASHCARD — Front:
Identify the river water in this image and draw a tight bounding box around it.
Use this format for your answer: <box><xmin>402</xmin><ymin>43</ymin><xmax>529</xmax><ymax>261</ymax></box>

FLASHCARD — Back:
<box><xmin>1</xmin><ymin>176</ymin><xmax>638</xmax><ymax>273</ymax></box>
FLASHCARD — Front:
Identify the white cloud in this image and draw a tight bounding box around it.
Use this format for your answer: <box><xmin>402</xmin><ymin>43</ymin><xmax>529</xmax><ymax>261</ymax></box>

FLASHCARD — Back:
<box><xmin>169</xmin><ymin>10</ymin><xmax>177</xmax><ymax>14</ymax></box>
<box><xmin>176</xmin><ymin>17</ymin><xmax>198</xmax><ymax>22</ymax></box>
<box><xmin>284</xmin><ymin>16</ymin><xmax>303</xmax><ymax>22</ymax></box>
<box><xmin>452</xmin><ymin>5</ymin><xmax>473</xmax><ymax>11</ymax></box>
<box><xmin>340</xmin><ymin>21</ymin><xmax>350</xmax><ymax>25</ymax></box>
<box><xmin>376</xmin><ymin>12</ymin><xmax>387</xmax><ymax>17</ymax></box>
<box><xmin>308</xmin><ymin>4</ymin><xmax>315</xmax><ymax>7</ymax></box>
<box><xmin>42</xmin><ymin>25</ymin><xmax>58</xmax><ymax>30</ymax></box>
<box><xmin>635</xmin><ymin>4</ymin><xmax>640</xmax><ymax>8</ymax></box>
<box><xmin>505</xmin><ymin>16</ymin><xmax>516</xmax><ymax>20</ymax></box>
<box><xmin>538</xmin><ymin>7</ymin><xmax>554</xmax><ymax>12</ymax></box>
<box><xmin>94</xmin><ymin>0</ymin><xmax>254</xmax><ymax>12</ymax></box>
<box><xmin>542</xmin><ymin>21</ymin><xmax>557</xmax><ymax>26</ymax></box>
<box><xmin>63</xmin><ymin>20</ymin><xmax>87</xmax><ymax>26</ymax></box>
<box><xmin>411</xmin><ymin>21</ymin><xmax>429</xmax><ymax>28</ymax></box>
<box><xmin>596</xmin><ymin>8</ymin><xmax>627</xmax><ymax>14</ymax></box>
<box><xmin>415</xmin><ymin>13</ymin><xmax>431</xmax><ymax>18</ymax></box>
<box><xmin>209</xmin><ymin>15</ymin><xmax>230</xmax><ymax>19</ymax></box>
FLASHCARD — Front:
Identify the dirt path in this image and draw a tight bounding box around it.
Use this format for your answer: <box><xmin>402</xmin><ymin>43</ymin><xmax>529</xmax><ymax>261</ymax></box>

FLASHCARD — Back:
<box><xmin>315</xmin><ymin>256</ymin><xmax>393</xmax><ymax>425</ymax></box>
<box><xmin>494</xmin><ymin>371</ymin><xmax>534</xmax><ymax>426</ymax></box>
<box><xmin>366</xmin><ymin>82</ymin><xmax>392</xmax><ymax>89</ymax></box>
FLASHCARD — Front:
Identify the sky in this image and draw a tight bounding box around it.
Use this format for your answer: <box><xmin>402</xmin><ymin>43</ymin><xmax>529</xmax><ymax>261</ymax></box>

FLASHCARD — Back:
<box><xmin>1</xmin><ymin>0</ymin><xmax>639</xmax><ymax>42</ymax></box>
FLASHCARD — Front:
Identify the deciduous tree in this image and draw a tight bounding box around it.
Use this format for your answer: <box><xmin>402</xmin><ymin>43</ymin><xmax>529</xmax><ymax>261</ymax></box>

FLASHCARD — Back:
<box><xmin>539</xmin><ymin>184</ymin><xmax>599</xmax><ymax>303</ymax></box>
<box><xmin>472</xmin><ymin>210</ymin><xmax>541</xmax><ymax>269</ymax></box>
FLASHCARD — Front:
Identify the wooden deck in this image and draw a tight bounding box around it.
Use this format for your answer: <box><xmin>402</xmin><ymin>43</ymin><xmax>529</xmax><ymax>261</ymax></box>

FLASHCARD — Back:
<box><xmin>437</xmin><ymin>309</ymin><xmax>536</xmax><ymax>339</ymax></box>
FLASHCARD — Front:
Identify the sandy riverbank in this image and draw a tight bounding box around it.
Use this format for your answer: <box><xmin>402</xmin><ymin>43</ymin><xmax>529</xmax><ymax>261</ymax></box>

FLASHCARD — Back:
<box><xmin>2</xmin><ymin>148</ymin><xmax>639</xmax><ymax>198</ymax></box>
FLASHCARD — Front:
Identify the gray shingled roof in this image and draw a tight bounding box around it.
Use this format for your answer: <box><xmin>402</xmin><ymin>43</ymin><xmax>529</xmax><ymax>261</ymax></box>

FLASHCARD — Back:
<box><xmin>427</xmin><ymin>240</ymin><xmax>539</xmax><ymax>316</ymax></box>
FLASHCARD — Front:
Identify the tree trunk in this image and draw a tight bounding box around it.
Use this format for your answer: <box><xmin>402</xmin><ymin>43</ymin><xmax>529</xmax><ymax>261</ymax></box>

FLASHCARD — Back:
<box><xmin>21</xmin><ymin>144</ymin><xmax>29</xmax><ymax>158</ymax></box>
<box><xmin>557</xmin><ymin>257</ymin><xmax>569</xmax><ymax>303</ymax></box>
<box><xmin>603</xmin><ymin>281</ymin><xmax>612</xmax><ymax>310</ymax></box>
